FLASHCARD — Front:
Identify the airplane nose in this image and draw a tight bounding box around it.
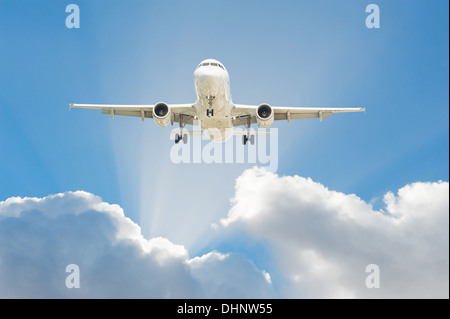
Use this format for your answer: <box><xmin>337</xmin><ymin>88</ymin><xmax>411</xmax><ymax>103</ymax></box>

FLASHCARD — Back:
<box><xmin>195</xmin><ymin>69</ymin><xmax>220</xmax><ymax>88</ymax></box>
<box><xmin>197</xmin><ymin>73</ymin><xmax>213</xmax><ymax>86</ymax></box>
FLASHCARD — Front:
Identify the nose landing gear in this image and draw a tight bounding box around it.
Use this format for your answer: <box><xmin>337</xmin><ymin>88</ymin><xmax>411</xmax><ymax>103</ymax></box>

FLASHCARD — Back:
<box><xmin>206</xmin><ymin>95</ymin><xmax>215</xmax><ymax>117</ymax></box>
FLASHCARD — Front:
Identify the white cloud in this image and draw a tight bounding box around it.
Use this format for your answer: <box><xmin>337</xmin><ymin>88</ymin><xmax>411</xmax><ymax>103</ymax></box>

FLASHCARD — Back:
<box><xmin>220</xmin><ymin>167</ymin><xmax>449</xmax><ymax>298</ymax></box>
<box><xmin>1</xmin><ymin>169</ymin><xmax>447</xmax><ymax>299</ymax></box>
<box><xmin>0</xmin><ymin>191</ymin><xmax>274</xmax><ymax>298</ymax></box>
<box><xmin>187</xmin><ymin>251</ymin><xmax>273</xmax><ymax>298</ymax></box>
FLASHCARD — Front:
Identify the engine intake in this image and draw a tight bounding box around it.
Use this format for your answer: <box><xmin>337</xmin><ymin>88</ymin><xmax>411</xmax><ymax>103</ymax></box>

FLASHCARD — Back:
<box><xmin>152</xmin><ymin>102</ymin><xmax>171</xmax><ymax>127</ymax></box>
<box><xmin>256</xmin><ymin>104</ymin><xmax>274</xmax><ymax>128</ymax></box>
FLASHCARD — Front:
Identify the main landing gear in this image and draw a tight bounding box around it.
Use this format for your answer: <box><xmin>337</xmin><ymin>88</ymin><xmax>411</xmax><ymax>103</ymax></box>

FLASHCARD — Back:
<box><xmin>175</xmin><ymin>115</ymin><xmax>188</xmax><ymax>144</ymax></box>
<box><xmin>242</xmin><ymin>134</ymin><xmax>255</xmax><ymax>145</ymax></box>
<box><xmin>175</xmin><ymin>133</ymin><xmax>188</xmax><ymax>144</ymax></box>
<box><xmin>242</xmin><ymin>116</ymin><xmax>255</xmax><ymax>145</ymax></box>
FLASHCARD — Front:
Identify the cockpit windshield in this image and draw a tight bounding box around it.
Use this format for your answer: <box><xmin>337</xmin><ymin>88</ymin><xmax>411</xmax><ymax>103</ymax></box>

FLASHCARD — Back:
<box><xmin>197</xmin><ymin>62</ymin><xmax>225</xmax><ymax>70</ymax></box>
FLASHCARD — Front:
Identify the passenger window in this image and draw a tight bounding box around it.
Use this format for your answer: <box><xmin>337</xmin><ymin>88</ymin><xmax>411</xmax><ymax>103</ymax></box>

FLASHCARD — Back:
<box><xmin>211</xmin><ymin>63</ymin><xmax>218</xmax><ymax>66</ymax></box>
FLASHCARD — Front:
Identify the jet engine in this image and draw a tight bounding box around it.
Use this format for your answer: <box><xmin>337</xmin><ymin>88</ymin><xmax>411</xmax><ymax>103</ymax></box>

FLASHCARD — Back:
<box><xmin>152</xmin><ymin>102</ymin><xmax>171</xmax><ymax>127</ymax></box>
<box><xmin>256</xmin><ymin>104</ymin><xmax>274</xmax><ymax>128</ymax></box>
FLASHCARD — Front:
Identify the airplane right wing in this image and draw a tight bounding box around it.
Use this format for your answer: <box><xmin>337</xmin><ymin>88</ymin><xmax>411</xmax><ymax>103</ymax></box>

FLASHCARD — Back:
<box><xmin>69</xmin><ymin>103</ymin><xmax>197</xmax><ymax>124</ymax></box>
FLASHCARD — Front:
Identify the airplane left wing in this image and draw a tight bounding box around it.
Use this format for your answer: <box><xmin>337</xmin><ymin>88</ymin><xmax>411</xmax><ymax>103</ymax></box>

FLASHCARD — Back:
<box><xmin>69</xmin><ymin>103</ymin><xmax>196</xmax><ymax>123</ymax></box>
<box><xmin>232</xmin><ymin>104</ymin><xmax>365</xmax><ymax>125</ymax></box>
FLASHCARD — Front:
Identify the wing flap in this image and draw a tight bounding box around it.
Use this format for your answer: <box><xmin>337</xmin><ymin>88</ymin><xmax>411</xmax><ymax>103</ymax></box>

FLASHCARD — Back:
<box><xmin>173</xmin><ymin>114</ymin><xmax>195</xmax><ymax>125</ymax></box>
<box><xmin>274</xmin><ymin>112</ymin><xmax>332</xmax><ymax>121</ymax></box>
<box><xmin>232</xmin><ymin>116</ymin><xmax>258</xmax><ymax>127</ymax></box>
<box><xmin>101</xmin><ymin>109</ymin><xmax>153</xmax><ymax>118</ymax></box>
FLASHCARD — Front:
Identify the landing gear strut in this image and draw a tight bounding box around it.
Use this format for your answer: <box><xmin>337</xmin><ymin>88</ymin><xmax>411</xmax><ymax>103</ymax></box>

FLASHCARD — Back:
<box><xmin>175</xmin><ymin>115</ymin><xmax>188</xmax><ymax>144</ymax></box>
<box><xmin>242</xmin><ymin>116</ymin><xmax>255</xmax><ymax>145</ymax></box>
<box><xmin>206</xmin><ymin>95</ymin><xmax>215</xmax><ymax>117</ymax></box>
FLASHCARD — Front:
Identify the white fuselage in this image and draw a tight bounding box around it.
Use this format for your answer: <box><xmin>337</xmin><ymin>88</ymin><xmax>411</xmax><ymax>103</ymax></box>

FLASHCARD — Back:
<box><xmin>193</xmin><ymin>59</ymin><xmax>234</xmax><ymax>141</ymax></box>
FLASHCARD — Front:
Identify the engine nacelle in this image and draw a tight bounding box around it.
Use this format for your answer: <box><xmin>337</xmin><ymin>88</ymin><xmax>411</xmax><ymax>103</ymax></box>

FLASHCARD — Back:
<box><xmin>256</xmin><ymin>104</ymin><xmax>274</xmax><ymax>128</ymax></box>
<box><xmin>152</xmin><ymin>102</ymin><xmax>171</xmax><ymax>127</ymax></box>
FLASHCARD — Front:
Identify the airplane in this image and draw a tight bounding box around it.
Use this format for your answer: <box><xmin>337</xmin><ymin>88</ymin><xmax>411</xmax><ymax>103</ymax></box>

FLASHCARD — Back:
<box><xmin>70</xmin><ymin>58</ymin><xmax>364</xmax><ymax>145</ymax></box>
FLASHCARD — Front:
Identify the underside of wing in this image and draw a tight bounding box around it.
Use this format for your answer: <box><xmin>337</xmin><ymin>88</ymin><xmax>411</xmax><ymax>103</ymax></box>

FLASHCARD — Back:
<box><xmin>232</xmin><ymin>104</ymin><xmax>364</xmax><ymax>126</ymax></box>
<box><xmin>271</xmin><ymin>106</ymin><xmax>364</xmax><ymax>122</ymax></box>
<box><xmin>70</xmin><ymin>104</ymin><xmax>154</xmax><ymax>121</ymax></box>
<box><xmin>69</xmin><ymin>103</ymin><xmax>196</xmax><ymax>123</ymax></box>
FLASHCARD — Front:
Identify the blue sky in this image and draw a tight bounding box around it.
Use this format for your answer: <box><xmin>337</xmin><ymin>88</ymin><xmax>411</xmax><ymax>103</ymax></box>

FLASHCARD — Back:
<box><xmin>0</xmin><ymin>1</ymin><xmax>448</xmax><ymax>298</ymax></box>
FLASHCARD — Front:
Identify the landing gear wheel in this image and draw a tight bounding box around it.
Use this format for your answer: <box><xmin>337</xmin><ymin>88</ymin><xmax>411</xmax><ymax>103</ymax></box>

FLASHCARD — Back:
<box><xmin>242</xmin><ymin>135</ymin><xmax>255</xmax><ymax>145</ymax></box>
<box><xmin>175</xmin><ymin>133</ymin><xmax>188</xmax><ymax>144</ymax></box>
<box><xmin>242</xmin><ymin>135</ymin><xmax>248</xmax><ymax>145</ymax></box>
<box><xmin>249</xmin><ymin>135</ymin><xmax>255</xmax><ymax>145</ymax></box>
